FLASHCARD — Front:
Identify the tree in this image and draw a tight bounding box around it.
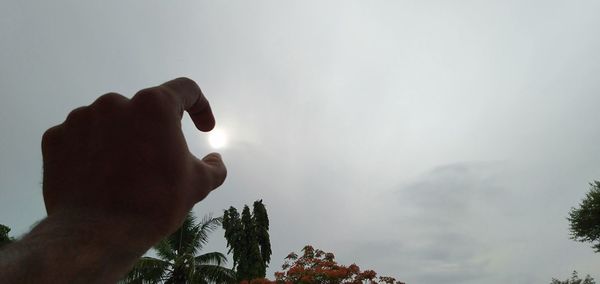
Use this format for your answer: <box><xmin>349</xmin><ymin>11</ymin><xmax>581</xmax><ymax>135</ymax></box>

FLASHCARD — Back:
<box><xmin>250</xmin><ymin>245</ymin><xmax>405</xmax><ymax>284</ymax></box>
<box><xmin>568</xmin><ymin>181</ymin><xmax>600</xmax><ymax>252</ymax></box>
<box><xmin>551</xmin><ymin>270</ymin><xmax>596</xmax><ymax>284</ymax></box>
<box><xmin>0</xmin><ymin>224</ymin><xmax>15</xmax><ymax>248</ymax></box>
<box><xmin>222</xmin><ymin>200</ymin><xmax>271</xmax><ymax>281</ymax></box>
<box><xmin>121</xmin><ymin>212</ymin><xmax>236</xmax><ymax>284</ymax></box>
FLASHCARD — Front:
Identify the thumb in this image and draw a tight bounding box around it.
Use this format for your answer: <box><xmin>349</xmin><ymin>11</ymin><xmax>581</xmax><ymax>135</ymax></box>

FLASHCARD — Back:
<box><xmin>190</xmin><ymin>152</ymin><xmax>227</xmax><ymax>203</ymax></box>
<box><xmin>199</xmin><ymin>152</ymin><xmax>227</xmax><ymax>190</ymax></box>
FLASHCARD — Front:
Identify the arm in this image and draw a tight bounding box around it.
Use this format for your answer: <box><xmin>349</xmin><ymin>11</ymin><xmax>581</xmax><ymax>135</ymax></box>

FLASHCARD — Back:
<box><xmin>0</xmin><ymin>213</ymin><xmax>151</xmax><ymax>283</ymax></box>
<box><xmin>0</xmin><ymin>78</ymin><xmax>226</xmax><ymax>283</ymax></box>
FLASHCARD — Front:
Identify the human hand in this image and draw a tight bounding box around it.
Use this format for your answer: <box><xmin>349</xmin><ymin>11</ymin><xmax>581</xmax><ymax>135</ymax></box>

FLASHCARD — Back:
<box><xmin>40</xmin><ymin>78</ymin><xmax>226</xmax><ymax>247</ymax></box>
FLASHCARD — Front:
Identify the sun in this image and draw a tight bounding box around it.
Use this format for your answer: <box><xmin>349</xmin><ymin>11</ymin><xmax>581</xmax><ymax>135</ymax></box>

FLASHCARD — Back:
<box><xmin>208</xmin><ymin>128</ymin><xmax>228</xmax><ymax>149</ymax></box>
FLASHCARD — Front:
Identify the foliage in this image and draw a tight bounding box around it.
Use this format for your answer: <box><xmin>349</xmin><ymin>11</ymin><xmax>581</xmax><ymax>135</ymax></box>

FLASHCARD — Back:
<box><xmin>244</xmin><ymin>245</ymin><xmax>405</xmax><ymax>284</ymax></box>
<box><xmin>0</xmin><ymin>224</ymin><xmax>15</xmax><ymax>248</ymax></box>
<box><xmin>568</xmin><ymin>181</ymin><xmax>600</xmax><ymax>252</ymax></box>
<box><xmin>551</xmin><ymin>270</ymin><xmax>596</xmax><ymax>284</ymax></box>
<box><xmin>223</xmin><ymin>200</ymin><xmax>271</xmax><ymax>282</ymax></box>
<box><xmin>121</xmin><ymin>212</ymin><xmax>236</xmax><ymax>284</ymax></box>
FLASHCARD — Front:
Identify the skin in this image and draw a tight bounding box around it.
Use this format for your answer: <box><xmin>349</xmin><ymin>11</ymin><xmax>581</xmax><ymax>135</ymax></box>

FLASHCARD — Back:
<box><xmin>0</xmin><ymin>78</ymin><xmax>226</xmax><ymax>283</ymax></box>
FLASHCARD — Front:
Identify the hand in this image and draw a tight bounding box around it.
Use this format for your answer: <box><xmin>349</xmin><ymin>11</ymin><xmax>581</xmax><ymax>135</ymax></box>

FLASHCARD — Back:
<box><xmin>40</xmin><ymin>77</ymin><xmax>226</xmax><ymax>246</ymax></box>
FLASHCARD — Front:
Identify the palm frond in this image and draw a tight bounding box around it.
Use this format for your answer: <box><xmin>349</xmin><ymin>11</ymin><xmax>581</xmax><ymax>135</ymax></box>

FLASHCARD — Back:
<box><xmin>187</xmin><ymin>215</ymin><xmax>222</xmax><ymax>256</ymax></box>
<box><xmin>193</xmin><ymin>264</ymin><xmax>237</xmax><ymax>284</ymax></box>
<box><xmin>120</xmin><ymin>256</ymin><xmax>171</xmax><ymax>284</ymax></box>
<box><xmin>154</xmin><ymin>238</ymin><xmax>177</xmax><ymax>261</ymax></box>
<box><xmin>124</xmin><ymin>212</ymin><xmax>230</xmax><ymax>284</ymax></box>
<box><xmin>167</xmin><ymin>212</ymin><xmax>200</xmax><ymax>256</ymax></box>
<box><xmin>195</xmin><ymin>251</ymin><xmax>228</xmax><ymax>266</ymax></box>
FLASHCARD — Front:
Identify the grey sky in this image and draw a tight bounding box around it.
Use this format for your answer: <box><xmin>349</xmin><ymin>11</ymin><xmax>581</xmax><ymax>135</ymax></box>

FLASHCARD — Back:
<box><xmin>1</xmin><ymin>1</ymin><xmax>600</xmax><ymax>283</ymax></box>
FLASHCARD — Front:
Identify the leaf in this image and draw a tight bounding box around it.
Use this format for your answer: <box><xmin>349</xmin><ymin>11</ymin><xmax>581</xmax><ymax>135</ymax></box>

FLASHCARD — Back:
<box><xmin>195</xmin><ymin>251</ymin><xmax>228</xmax><ymax>266</ymax></box>
<box><xmin>193</xmin><ymin>264</ymin><xmax>237</xmax><ymax>284</ymax></box>
<box><xmin>120</xmin><ymin>257</ymin><xmax>171</xmax><ymax>284</ymax></box>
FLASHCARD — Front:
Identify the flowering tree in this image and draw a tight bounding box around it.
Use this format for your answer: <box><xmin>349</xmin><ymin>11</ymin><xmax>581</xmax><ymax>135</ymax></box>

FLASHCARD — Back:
<box><xmin>242</xmin><ymin>245</ymin><xmax>405</xmax><ymax>284</ymax></box>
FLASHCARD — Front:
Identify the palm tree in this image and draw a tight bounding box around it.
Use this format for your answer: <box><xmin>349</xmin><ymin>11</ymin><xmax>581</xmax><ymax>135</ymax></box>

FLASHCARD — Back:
<box><xmin>121</xmin><ymin>213</ymin><xmax>236</xmax><ymax>284</ymax></box>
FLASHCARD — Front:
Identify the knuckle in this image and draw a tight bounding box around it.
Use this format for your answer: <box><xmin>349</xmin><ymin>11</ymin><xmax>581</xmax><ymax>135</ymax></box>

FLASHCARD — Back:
<box><xmin>65</xmin><ymin>106</ymin><xmax>92</xmax><ymax>125</ymax></box>
<box><xmin>41</xmin><ymin>125</ymin><xmax>63</xmax><ymax>155</ymax></box>
<box><xmin>132</xmin><ymin>87</ymin><xmax>176</xmax><ymax>113</ymax></box>
<box><xmin>91</xmin><ymin>92</ymin><xmax>129</xmax><ymax>110</ymax></box>
<box><xmin>132</xmin><ymin>87</ymin><xmax>167</xmax><ymax>109</ymax></box>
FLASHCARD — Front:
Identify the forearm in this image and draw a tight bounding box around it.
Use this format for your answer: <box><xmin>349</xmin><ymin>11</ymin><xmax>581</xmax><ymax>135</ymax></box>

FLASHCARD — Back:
<box><xmin>0</xmin><ymin>213</ymin><xmax>155</xmax><ymax>284</ymax></box>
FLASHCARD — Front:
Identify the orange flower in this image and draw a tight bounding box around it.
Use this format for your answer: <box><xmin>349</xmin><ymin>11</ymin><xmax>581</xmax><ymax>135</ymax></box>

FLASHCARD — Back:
<box><xmin>300</xmin><ymin>275</ymin><xmax>314</xmax><ymax>283</ymax></box>
<box><xmin>348</xmin><ymin>264</ymin><xmax>360</xmax><ymax>273</ymax></box>
<box><xmin>359</xmin><ymin>270</ymin><xmax>377</xmax><ymax>280</ymax></box>
<box><xmin>273</xmin><ymin>245</ymin><xmax>404</xmax><ymax>284</ymax></box>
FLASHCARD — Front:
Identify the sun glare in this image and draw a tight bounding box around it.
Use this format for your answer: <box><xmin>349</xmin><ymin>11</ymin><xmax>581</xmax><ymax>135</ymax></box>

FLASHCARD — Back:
<box><xmin>208</xmin><ymin>128</ymin><xmax>227</xmax><ymax>149</ymax></box>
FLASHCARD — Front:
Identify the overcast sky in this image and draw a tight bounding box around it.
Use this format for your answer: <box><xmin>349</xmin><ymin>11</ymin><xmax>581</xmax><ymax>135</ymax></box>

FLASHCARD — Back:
<box><xmin>1</xmin><ymin>1</ymin><xmax>600</xmax><ymax>283</ymax></box>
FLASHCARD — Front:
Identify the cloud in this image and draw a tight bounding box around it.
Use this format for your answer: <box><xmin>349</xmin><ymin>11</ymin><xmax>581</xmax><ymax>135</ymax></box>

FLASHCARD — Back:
<box><xmin>327</xmin><ymin>162</ymin><xmax>522</xmax><ymax>284</ymax></box>
<box><xmin>2</xmin><ymin>1</ymin><xmax>600</xmax><ymax>283</ymax></box>
<box><xmin>335</xmin><ymin>160</ymin><xmax>599</xmax><ymax>284</ymax></box>
<box><xmin>393</xmin><ymin>162</ymin><xmax>506</xmax><ymax>283</ymax></box>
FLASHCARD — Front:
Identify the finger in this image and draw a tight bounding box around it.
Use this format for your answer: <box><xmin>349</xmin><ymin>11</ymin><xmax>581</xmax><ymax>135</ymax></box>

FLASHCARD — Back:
<box><xmin>41</xmin><ymin>125</ymin><xmax>64</xmax><ymax>158</ymax></box>
<box><xmin>160</xmin><ymin>77</ymin><xmax>216</xmax><ymax>132</ymax></box>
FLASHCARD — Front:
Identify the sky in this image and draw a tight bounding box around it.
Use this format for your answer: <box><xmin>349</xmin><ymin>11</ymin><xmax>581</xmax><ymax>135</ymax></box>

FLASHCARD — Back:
<box><xmin>1</xmin><ymin>0</ymin><xmax>600</xmax><ymax>283</ymax></box>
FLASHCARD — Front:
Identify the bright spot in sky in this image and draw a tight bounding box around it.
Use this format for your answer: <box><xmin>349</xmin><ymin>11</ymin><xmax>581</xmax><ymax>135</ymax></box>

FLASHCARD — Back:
<box><xmin>208</xmin><ymin>128</ymin><xmax>228</xmax><ymax>149</ymax></box>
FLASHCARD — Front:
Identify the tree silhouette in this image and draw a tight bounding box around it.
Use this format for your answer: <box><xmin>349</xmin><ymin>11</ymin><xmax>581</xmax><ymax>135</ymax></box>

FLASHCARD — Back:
<box><xmin>222</xmin><ymin>200</ymin><xmax>271</xmax><ymax>281</ymax></box>
<box><xmin>551</xmin><ymin>270</ymin><xmax>596</xmax><ymax>284</ymax></box>
<box><xmin>568</xmin><ymin>181</ymin><xmax>600</xmax><ymax>252</ymax></box>
<box><xmin>0</xmin><ymin>224</ymin><xmax>15</xmax><ymax>248</ymax></box>
<box><xmin>121</xmin><ymin>212</ymin><xmax>235</xmax><ymax>283</ymax></box>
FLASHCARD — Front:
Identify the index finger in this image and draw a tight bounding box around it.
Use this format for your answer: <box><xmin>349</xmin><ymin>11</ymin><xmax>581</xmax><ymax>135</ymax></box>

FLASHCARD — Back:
<box><xmin>161</xmin><ymin>77</ymin><xmax>216</xmax><ymax>132</ymax></box>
